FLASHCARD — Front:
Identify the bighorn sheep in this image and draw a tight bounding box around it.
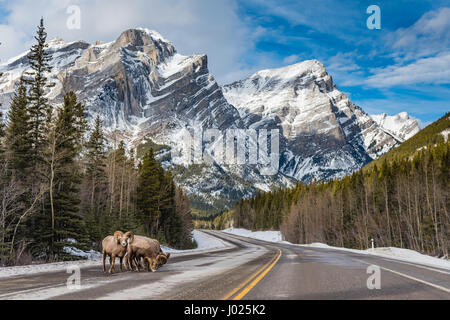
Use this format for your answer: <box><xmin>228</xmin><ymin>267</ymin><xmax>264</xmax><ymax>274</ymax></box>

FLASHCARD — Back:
<box><xmin>101</xmin><ymin>231</ymin><xmax>132</xmax><ymax>273</ymax></box>
<box><xmin>125</xmin><ymin>232</ymin><xmax>170</xmax><ymax>272</ymax></box>
<box><xmin>136</xmin><ymin>247</ymin><xmax>171</xmax><ymax>271</ymax></box>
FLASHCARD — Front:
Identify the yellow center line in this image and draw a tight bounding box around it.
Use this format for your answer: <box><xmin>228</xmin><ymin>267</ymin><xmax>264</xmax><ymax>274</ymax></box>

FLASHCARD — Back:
<box><xmin>222</xmin><ymin>249</ymin><xmax>282</xmax><ymax>300</ymax></box>
<box><xmin>221</xmin><ymin>250</ymin><xmax>279</xmax><ymax>300</ymax></box>
<box><xmin>233</xmin><ymin>249</ymin><xmax>282</xmax><ymax>300</ymax></box>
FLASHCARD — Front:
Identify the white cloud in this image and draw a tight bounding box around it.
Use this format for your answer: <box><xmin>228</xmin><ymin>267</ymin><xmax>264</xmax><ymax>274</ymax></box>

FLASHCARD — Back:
<box><xmin>0</xmin><ymin>24</ymin><xmax>32</xmax><ymax>62</ymax></box>
<box><xmin>0</xmin><ymin>0</ymin><xmax>260</xmax><ymax>83</ymax></box>
<box><xmin>385</xmin><ymin>7</ymin><xmax>450</xmax><ymax>62</ymax></box>
<box><xmin>322</xmin><ymin>52</ymin><xmax>364</xmax><ymax>87</ymax></box>
<box><xmin>366</xmin><ymin>53</ymin><xmax>450</xmax><ymax>87</ymax></box>
<box><xmin>365</xmin><ymin>8</ymin><xmax>450</xmax><ymax>88</ymax></box>
<box><xmin>282</xmin><ymin>54</ymin><xmax>300</xmax><ymax>64</ymax></box>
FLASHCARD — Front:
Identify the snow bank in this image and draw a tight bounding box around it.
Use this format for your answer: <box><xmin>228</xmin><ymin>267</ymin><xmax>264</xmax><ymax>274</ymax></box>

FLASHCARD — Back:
<box><xmin>222</xmin><ymin>228</ymin><xmax>450</xmax><ymax>271</ymax></box>
<box><xmin>222</xmin><ymin>228</ymin><xmax>283</xmax><ymax>243</ymax></box>
<box><xmin>295</xmin><ymin>242</ymin><xmax>450</xmax><ymax>269</ymax></box>
<box><xmin>0</xmin><ymin>259</ymin><xmax>101</xmax><ymax>279</ymax></box>
<box><xmin>63</xmin><ymin>246</ymin><xmax>103</xmax><ymax>260</ymax></box>
<box><xmin>161</xmin><ymin>229</ymin><xmax>229</xmax><ymax>254</ymax></box>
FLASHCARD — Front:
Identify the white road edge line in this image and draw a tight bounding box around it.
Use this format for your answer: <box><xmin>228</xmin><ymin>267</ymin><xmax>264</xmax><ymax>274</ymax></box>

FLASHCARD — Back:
<box><xmin>354</xmin><ymin>258</ymin><xmax>450</xmax><ymax>294</ymax></box>
<box><xmin>377</xmin><ymin>257</ymin><xmax>450</xmax><ymax>275</ymax></box>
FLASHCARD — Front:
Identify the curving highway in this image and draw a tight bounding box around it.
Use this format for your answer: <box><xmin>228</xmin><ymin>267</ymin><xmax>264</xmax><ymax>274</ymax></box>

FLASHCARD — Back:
<box><xmin>0</xmin><ymin>230</ymin><xmax>448</xmax><ymax>300</ymax></box>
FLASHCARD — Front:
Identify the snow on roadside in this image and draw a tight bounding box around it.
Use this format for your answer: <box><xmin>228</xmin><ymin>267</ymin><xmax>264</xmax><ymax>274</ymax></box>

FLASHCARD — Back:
<box><xmin>63</xmin><ymin>246</ymin><xmax>103</xmax><ymax>260</ymax></box>
<box><xmin>222</xmin><ymin>228</ymin><xmax>450</xmax><ymax>271</ymax></box>
<box><xmin>296</xmin><ymin>242</ymin><xmax>450</xmax><ymax>271</ymax></box>
<box><xmin>0</xmin><ymin>259</ymin><xmax>101</xmax><ymax>279</ymax></box>
<box><xmin>0</xmin><ymin>230</ymin><xmax>228</xmax><ymax>279</ymax></box>
<box><xmin>160</xmin><ymin>229</ymin><xmax>230</xmax><ymax>254</ymax></box>
<box><xmin>223</xmin><ymin>228</ymin><xmax>283</xmax><ymax>243</ymax></box>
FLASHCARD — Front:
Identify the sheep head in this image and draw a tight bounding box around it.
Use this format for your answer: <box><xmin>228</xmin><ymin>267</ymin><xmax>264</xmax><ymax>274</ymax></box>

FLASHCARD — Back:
<box><xmin>156</xmin><ymin>252</ymin><xmax>170</xmax><ymax>268</ymax></box>
<box><xmin>120</xmin><ymin>231</ymin><xmax>134</xmax><ymax>248</ymax></box>
<box><xmin>113</xmin><ymin>231</ymin><xmax>124</xmax><ymax>245</ymax></box>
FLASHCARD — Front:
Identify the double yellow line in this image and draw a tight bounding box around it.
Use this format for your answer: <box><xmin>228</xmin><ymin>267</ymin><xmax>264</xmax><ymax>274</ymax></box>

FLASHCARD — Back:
<box><xmin>221</xmin><ymin>249</ymin><xmax>282</xmax><ymax>300</ymax></box>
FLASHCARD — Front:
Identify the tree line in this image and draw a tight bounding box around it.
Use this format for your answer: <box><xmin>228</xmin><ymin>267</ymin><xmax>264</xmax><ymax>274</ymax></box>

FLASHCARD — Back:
<box><xmin>0</xmin><ymin>19</ymin><xmax>195</xmax><ymax>266</ymax></box>
<box><xmin>234</xmin><ymin>122</ymin><xmax>449</xmax><ymax>258</ymax></box>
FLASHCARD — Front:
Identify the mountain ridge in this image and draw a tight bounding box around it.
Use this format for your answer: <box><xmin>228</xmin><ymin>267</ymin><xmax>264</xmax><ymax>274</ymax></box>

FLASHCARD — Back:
<box><xmin>0</xmin><ymin>28</ymin><xmax>418</xmax><ymax>210</ymax></box>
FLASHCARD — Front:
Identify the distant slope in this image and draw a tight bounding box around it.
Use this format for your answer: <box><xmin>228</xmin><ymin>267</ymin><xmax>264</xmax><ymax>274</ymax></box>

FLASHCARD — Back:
<box><xmin>364</xmin><ymin>112</ymin><xmax>450</xmax><ymax>170</ymax></box>
<box><xmin>370</xmin><ymin>112</ymin><xmax>420</xmax><ymax>142</ymax></box>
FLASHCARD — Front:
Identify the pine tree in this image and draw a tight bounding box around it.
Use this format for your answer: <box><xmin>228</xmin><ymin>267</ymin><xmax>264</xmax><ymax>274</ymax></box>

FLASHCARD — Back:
<box><xmin>35</xmin><ymin>92</ymin><xmax>88</xmax><ymax>260</ymax></box>
<box><xmin>83</xmin><ymin>116</ymin><xmax>109</xmax><ymax>245</ymax></box>
<box><xmin>159</xmin><ymin>170</ymin><xmax>179</xmax><ymax>246</ymax></box>
<box><xmin>137</xmin><ymin>149</ymin><xmax>160</xmax><ymax>237</ymax></box>
<box><xmin>85</xmin><ymin>115</ymin><xmax>107</xmax><ymax>210</ymax></box>
<box><xmin>5</xmin><ymin>78</ymin><xmax>32</xmax><ymax>176</ymax></box>
<box><xmin>23</xmin><ymin>18</ymin><xmax>53</xmax><ymax>172</ymax></box>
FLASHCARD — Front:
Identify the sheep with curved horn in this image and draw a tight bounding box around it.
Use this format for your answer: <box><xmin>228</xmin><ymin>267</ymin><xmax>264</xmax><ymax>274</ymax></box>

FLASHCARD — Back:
<box><xmin>101</xmin><ymin>231</ymin><xmax>133</xmax><ymax>273</ymax></box>
<box><xmin>125</xmin><ymin>233</ymin><xmax>169</xmax><ymax>272</ymax></box>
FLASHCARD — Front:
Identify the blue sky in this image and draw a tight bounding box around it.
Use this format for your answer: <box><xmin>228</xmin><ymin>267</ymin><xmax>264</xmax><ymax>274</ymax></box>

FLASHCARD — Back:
<box><xmin>0</xmin><ymin>0</ymin><xmax>448</xmax><ymax>124</ymax></box>
<box><xmin>233</xmin><ymin>0</ymin><xmax>449</xmax><ymax>125</ymax></box>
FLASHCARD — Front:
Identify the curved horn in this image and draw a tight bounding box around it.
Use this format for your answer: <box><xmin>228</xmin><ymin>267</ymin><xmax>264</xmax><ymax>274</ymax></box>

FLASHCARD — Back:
<box><xmin>113</xmin><ymin>231</ymin><xmax>123</xmax><ymax>244</ymax></box>
<box><xmin>124</xmin><ymin>231</ymin><xmax>134</xmax><ymax>244</ymax></box>
<box><xmin>158</xmin><ymin>254</ymin><xmax>167</xmax><ymax>265</ymax></box>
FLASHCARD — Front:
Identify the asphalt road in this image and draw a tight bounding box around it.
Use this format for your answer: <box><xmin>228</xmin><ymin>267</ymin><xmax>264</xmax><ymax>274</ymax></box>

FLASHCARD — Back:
<box><xmin>0</xmin><ymin>230</ymin><xmax>448</xmax><ymax>300</ymax></box>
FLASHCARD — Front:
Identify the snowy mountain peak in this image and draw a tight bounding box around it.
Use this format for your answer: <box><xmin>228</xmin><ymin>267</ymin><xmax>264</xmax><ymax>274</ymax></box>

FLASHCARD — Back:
<box><xmin>370</xmin><ymin>112</ymin><xmax>420</xmax><ymax>142</ymax></box>
<box><xmin>255</xmin><ymin>59</ymin><xmax>326</xmax><ymax>80</ymax></box>
<box><xmin>223</xmin><ymin>60</ymin><xmax>401</xmax><ymax>182</ymax></box>
<box><xmin>115</xmin><ymin>28</ymin><xmax>173</xmax><ymax>49</ymax></box>
<box><xmin>47</xmin><ymin>37</ymin><xmax>67</xmax><ymax>48</ymax></box>
<box><xmin>0</xmin><ymin>28</ymin><xmax>413</xmax><ymax>210</ymax></box>
<box><xmin>135</xmin><ymin>27</ymin><xmax>172</xmax><ymax>44</ymax></box>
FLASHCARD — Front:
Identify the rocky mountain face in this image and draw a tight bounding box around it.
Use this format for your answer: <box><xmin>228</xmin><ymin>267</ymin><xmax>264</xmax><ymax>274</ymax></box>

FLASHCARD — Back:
<box><xmin>370</xmin><ymin>112</ymin><xmax>420</xmax><ymax>142</ymax></box>
<box><xmin>0</xmin><ymin>29</ymin><xmax>414</xmax><ymax>210</ymax></box>
<box><xmin>223</xmin><ymin>61</ymin><xmax>400</xmax><ymax>182</ymax></box>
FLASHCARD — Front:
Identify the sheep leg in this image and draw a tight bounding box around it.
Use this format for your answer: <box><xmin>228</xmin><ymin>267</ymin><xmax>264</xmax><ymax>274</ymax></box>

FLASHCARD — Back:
<box><xmin>109</xmin><ymin>254</ymin><xmax>115</xmax><ymax>273</ymax></box>
<box><xmin>128</xmin><ymin>252</ymin><xmax>136</xmax><ymax>271</ymax></box>
<box><xmin>143</xmin><ymin>256</ymin><xmax>149</xmax><ymax>271</ymax></box>
<box><xmin>136</xmin><ymin>255</ymin><xmax>141</xmax><ymax>272</ymax></box>
<box><xmin>119</xmin><ymin>257</ymin><xmax>123</xmax><ymax>272</ymax></box>
<box><xmin>102</xmin><ymin>251</ymin><xmax>107</xmax><ymax>273</ymax></box>
<box><xmin>132</xmin><ymin>255</ymin><xmax>139</xmax><ymax>271</ymax></box>
<box><xmin>123</xmin><ymin>253</ymin><xmax>129</xmax><ymax>271</ymax></box>
<box><xmin>146</xmin><ymin>257</ymin><xmax>156</xmax><ymax>272</ymax></box>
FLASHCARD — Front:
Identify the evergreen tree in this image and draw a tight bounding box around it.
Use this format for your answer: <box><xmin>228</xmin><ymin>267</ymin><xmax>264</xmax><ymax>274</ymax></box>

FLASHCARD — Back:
<box><xmin>159</xmin><ymin>171</ymin><xmax>181</xmax><ymax>247</ymax></box>
<box><xmin>34</xmin><ymin>92</ymin><xmax>88</xmax><ymax>260</ymax></box>
<box><xmin>5</xmin><ymin>78</ymin><xmax>32</xmax><ymax>176</ymax></box>
<box><xmin>83</xmin><ymin>115</ymin><xmax>109</xmax><ymax>245</ymax></box>
<box><xmin>85</xmin><ymin>115</ymin><xmax>107</xmax><ymax>210</ymax></box>
<box><xmin>23</xmin><ymin>18</ymin><xmax>53</xmax><ymax>171</ymax></box>
<box><xmin>137</xmin><ymin>149</ymin><xmax>160</xmax><ymax>237</ymax></box>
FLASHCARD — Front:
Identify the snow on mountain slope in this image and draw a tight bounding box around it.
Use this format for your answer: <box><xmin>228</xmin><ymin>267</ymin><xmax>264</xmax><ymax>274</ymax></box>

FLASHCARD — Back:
<box><xmin>0</xmin><ymin>29</ymin><xmax>407</xmax><ymax>209</ymax></box>
<box><xmin>0</xmin><ymin>38</ymin><xmax>89</xmax><ymax>105</ymax></box>
<box><xmin>371</xmin><ymin>112</ymin><xmax>420</xmax><ymax>142</ymax></box>
<box><xmin>0</xmin><ymin>28</ymin><xmax>287</xmax><ymax>209</ymax></box>
<box><xmin>223</xmin><ymin>60</ymin><xmax>400</xmax><ymax>182</ymax></box>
